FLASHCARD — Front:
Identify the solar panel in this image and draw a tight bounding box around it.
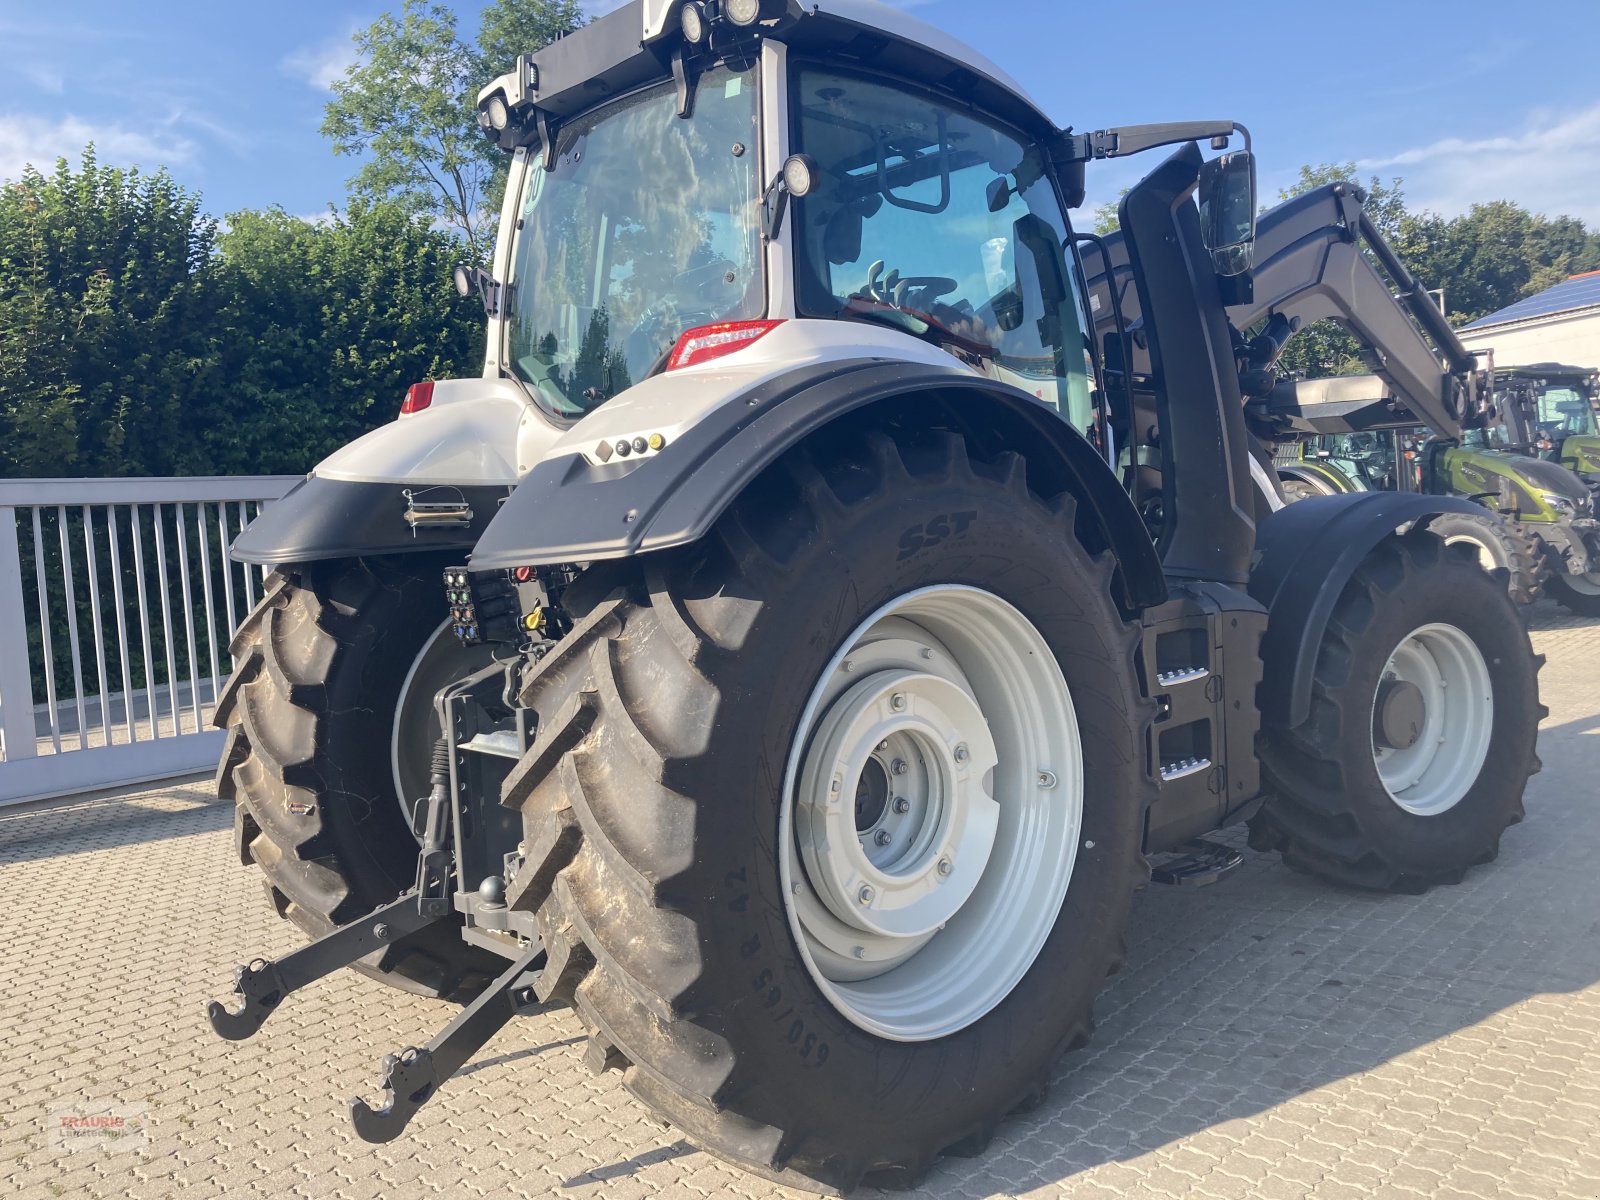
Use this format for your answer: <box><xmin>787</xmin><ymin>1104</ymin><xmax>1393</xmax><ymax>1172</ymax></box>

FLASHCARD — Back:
<box><xmin>1463</xmin><ymin>272</ymin><xmax>1600</xmax><ymax>329</ymax></box>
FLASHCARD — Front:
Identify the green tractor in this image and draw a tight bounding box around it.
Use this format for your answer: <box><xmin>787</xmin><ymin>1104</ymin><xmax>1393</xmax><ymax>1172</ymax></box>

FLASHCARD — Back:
<box><xmin>1272</xmin><ymin>427</ymin><xmax>1553</xmax><ymax>607</ymax></box>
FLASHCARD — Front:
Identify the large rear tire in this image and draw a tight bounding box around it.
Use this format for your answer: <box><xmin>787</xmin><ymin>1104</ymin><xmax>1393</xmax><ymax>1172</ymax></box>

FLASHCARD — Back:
<box><xmin>214</xmin><ymin>557</ymin><xmax>501</xmax><ymax>1000</ymax></box>
<box><xmin>503</xmin><ymin>430</ymin><xmax>1155</xmax><ymax>1192</ymax></box>
<box><xmin>1249</xmin><ymin>532</ymin><xmax>1543</xmax><ymax>893</ymax></box>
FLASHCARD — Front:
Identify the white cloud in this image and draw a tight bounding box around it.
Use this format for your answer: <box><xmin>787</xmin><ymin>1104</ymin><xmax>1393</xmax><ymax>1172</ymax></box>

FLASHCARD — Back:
<box><xmin>1357</xmin><ymin>102</ymin><xmax>1600</xmax><ymax>226</ymax></box>
<box><xmin>282</xmin><ymin>27</ymin><xmax>363</xmax><ymax>91</ymax></box>
<box><xmin>0</xmin><ymin>113</ymin><xmax>198</xmax><ymax>183</ymax></box>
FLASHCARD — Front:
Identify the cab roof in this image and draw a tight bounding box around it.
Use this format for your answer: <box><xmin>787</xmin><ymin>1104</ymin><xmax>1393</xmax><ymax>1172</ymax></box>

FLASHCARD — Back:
<box><xmin>484</xmin><ymin>0</ymin><xmax>1058</xmax><ymax>139</ymax></box>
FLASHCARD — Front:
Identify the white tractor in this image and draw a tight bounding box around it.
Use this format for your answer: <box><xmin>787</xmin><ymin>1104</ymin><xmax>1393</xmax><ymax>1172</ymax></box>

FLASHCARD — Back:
<box><xmin>208</xmin><ymin>2</ymin><xmax>1542</xmax><ymax>1190</ymax></box>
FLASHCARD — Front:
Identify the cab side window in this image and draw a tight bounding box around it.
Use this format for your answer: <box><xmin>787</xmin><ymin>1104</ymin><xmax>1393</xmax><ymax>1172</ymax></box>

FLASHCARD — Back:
<box><xmin>791</xmin><ymin>67</ymin><xmax>1094</xmax><ymax>431</ymax></box>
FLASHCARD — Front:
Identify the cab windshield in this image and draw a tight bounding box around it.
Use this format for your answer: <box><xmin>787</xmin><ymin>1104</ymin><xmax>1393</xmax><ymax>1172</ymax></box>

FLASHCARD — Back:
<box><xmin>1536</xmin><ymin>386</ymin><xmax>1598</xmax><ymax>437</ymax></box>
<box><xmin>503</xmin><ymin>63</ymin><xmax>762</xmax><ymax>419</ymax></box>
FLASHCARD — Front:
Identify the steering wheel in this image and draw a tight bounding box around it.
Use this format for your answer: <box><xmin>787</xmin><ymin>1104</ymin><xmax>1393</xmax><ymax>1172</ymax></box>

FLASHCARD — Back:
<box><xmin>860</xmin><ymin>260</ymin><xmax>958</xmax><ymax>310</ymax></box>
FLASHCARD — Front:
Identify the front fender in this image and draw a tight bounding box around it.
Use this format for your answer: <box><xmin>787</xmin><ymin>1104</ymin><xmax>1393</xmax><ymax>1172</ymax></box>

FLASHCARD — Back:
<box><xmin>469</xmin><ymin>358</ymin><xmax>1167</xmax><ymax>611</ymax></box>
<box><xmin>1248</xmin><ymin>492</ymin><xmax>1486</xmax><ymax>730</ymax></box>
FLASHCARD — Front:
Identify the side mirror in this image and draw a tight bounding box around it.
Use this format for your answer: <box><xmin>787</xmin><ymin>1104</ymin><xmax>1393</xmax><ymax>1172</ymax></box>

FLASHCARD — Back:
<box><xmin>1197</xmin><ymin>150</ymin><xmax>1256</xmax><ymax>277</ymax></box>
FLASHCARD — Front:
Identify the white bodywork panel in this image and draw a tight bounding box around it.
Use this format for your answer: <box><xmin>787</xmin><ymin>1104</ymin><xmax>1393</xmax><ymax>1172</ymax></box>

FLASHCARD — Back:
<box><xmin>307</xmin><ymin>319</ymin><xmax>973</xmax><ymax>485</ymax></box>
<box><xmin>316</xmin><ymin>378</ymin><xmax>555</xmax><ymax>486</ymax></box>
<box><xmin>547</xmin><ymin>319</ymin><xmax>977</xmax><ymax>466</ymax></box>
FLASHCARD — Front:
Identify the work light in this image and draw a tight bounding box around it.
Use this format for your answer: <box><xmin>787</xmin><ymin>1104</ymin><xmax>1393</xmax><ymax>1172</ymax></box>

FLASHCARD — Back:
<box><xmin>486</xmin><ymin>93</ymin><xmax>510</xmax><ymax>131</ymax></box>
<box><xmin>724</xmin><ymin>0</ymin><xmax>762</xmax><ymax>27</ymax></box>
<box><xmin>680</xmin><ymin>0</ymin><xmax>708</xmax><ymax>43</ymax></box>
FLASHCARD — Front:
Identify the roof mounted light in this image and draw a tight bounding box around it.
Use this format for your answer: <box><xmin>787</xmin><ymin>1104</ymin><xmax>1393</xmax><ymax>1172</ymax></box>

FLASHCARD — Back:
<box><xmin>486</xmin><ymin>93</ymin><xmax>510</xmax><ymax>131</ymax></box>
<box><xmin>724</xmin><ymin>0</ymin><xmax>762</xmax><ymax>26</ymax></box>
<box><xmin>476</xmin><ymin>51</ymin><xmax>543</xmax><ymax>151</ymax></box>
<box><xmin>680</xmin><ymin>1</ymin><xmax>708</xmax><ymax>43</ymax></box>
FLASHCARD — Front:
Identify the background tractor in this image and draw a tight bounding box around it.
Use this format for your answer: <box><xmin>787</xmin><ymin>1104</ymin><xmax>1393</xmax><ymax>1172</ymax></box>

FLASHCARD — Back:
<box><xmin>206</xmin><ymin>1</ymin><xmax>1544</xmax><ymax>1191</ymax></box>
<box><xmin>1257</xmin><ymin>365</ymin><xmax>1600</xmax><ymax>612</ymax></box>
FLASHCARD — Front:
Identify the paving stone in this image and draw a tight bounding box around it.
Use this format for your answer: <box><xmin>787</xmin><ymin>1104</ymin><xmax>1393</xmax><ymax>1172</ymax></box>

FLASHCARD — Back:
<box><xmin>1</xmin><ymin>603</ymin><xmax>1595</xmax><ymax>1199</ymax></box>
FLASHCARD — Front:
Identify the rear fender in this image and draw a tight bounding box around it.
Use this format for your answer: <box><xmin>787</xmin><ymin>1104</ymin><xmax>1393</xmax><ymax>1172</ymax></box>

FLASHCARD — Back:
<box><xmin>469</xmin><ymin>358</ymin><xmax>1167</xmax><ymax>611</ymax></box>
<box><xmin>1248</xmin><ymin>492</ymin><xmax>1486</xmax><ymax>730</ymax></box>
<box><xmin>316</xmin><ymin>377</ymin><xmax>549</xmax><ymax>485</ymax></box>
<box><xmin>231</xmin><ymin>377</ymin><xmax>541</xmax><ymax>565</ymax></box>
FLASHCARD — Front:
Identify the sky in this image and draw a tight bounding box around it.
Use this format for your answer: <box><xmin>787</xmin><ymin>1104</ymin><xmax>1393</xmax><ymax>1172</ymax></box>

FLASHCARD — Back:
<box><xmin>2</xmin><ymin>0</ymin><xmax>1598</xmax><ymax>226</ymax></box>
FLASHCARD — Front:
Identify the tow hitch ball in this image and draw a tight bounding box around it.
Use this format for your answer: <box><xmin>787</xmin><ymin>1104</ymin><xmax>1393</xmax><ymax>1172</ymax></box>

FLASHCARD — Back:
<box><xmin>206</xmin><ymin>740</ymin><xmax>548</xmax><ymax>1142</ymax></box>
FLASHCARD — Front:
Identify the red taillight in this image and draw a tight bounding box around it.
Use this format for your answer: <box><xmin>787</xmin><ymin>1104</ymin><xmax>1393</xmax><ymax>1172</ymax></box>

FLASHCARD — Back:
<box><xmin>400</xmin><ymin>380</ymin><xmax>435</xmax><ymax>414</ymax></box>
<box><xmin>666</xmin><ymin>319</ymin><xmax>783</xmax><ymax>370</ymax></box>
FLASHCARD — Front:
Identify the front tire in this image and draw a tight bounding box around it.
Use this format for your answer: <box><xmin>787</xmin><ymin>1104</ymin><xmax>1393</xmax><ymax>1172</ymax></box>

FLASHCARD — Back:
<box><xmin>504</xmin><ymin>430</ymin><xmax>1155</xmax><ymax>1191</ymax></box>
<box><xmin>1546</xmin><ymin>567</ymin><xmax>1600</xmax><ymax>615</ymax></box>
<box><xmin>1250</xmin><ymin>531</ymin><xmax>1542</xmax><ymax>893</ymax></box>
<box><xmin>1424</xmin><ymin>510</ymin><xmax>1544</xmax><ymax>607</ymax></box>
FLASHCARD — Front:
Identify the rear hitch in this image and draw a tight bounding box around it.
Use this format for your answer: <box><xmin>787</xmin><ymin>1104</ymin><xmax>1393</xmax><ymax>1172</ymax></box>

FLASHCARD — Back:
<box><xmin>206</xmin><ymin>891</ymin><xmax>447</xmax><ymax>1041</ymax></box>
<box><xmin>348</xmin><ymin>940</ymin><xmax>547</xmax><ymax>1143</ymax></box>
<box><xmin>208</xmin><ymin>739</ymin><xmax>463</xmax><ymax>1039</ymax></box>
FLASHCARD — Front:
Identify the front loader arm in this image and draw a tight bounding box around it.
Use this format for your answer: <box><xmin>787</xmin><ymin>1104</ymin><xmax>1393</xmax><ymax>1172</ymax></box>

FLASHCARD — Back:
<box><xmin>1228</xmin><ymin>183</ymin><xmax>1483</xmax><ymax>441</ymax></box>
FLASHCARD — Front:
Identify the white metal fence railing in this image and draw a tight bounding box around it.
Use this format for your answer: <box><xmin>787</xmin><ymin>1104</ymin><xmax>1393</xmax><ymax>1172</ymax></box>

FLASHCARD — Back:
<box><xmin>0</xmin><ymin>476</ymin><xmax>301</xmax><ymax>806</ymax></box>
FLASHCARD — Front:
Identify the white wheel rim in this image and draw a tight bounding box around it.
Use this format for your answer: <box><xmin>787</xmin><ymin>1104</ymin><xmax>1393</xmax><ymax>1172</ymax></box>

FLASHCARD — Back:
<box><xmin>779</xmin><ymin>586</ymin><xmax>1082</xmax><ymax>1042</ymax></box>
<box><xmin>1442</xmin><ymin>533</ymin><xmax>1496</xmax><ymax>572</ymax></box>
<box><xmin>391</xmin><ymin>620</ymin><xmax>493</xmax><ymax>829</ymax></box>
<box><xmin>1371</xmin><ymin>622</ymin><xmax>1493</xmax><ymax>816</ymax></box>
<box><xmin>1560</xmin><ymin>572</ymin><xmax>1600</xmax><ymax>596</ymax></box>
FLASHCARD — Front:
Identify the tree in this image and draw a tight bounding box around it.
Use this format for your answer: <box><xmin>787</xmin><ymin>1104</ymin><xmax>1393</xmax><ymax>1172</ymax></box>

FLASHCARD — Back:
<box><xmin>207</xmin><ymin>201</ymin><xmax>485</xmax><ymax>474</ymax></box>
<box><xmin>321</xmin><ymin>0</ymin><xmax>586</xmax><ymax>257</ymax></box>
<box><xmin>0</xmin><ymin>149</ymin><xmax>220</xmax><ymax>476</ymax></box>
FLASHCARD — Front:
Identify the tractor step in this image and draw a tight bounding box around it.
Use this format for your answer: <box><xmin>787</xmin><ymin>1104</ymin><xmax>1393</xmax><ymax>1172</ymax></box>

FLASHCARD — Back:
<box><xmin>206</xmin><ymin>891</ymin><xmax>448</xmax><ymax>1041</ymax></box>
<box><xmin>349</xmin><ymin>940</ymin><xmax>547</xmax><ymax>1143</ymax></box>
<box><xmin>1149</xmin><ymin>838</ymin><xmax>1246</xmax><ymax>886</ymax></box>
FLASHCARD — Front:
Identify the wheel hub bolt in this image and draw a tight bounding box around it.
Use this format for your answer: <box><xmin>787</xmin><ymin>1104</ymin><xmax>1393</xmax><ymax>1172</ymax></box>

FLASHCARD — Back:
<box><xmin>937</xmin><ymin>857</ymin><xmax>953</xmax><ymax>877</ymax></box>
<box><xmin>890</xmin><ymin>693</ymin><xmax>907</xmax><ymax>712</ymax></box>
<box><xmin>953</xmin><ymin>743</ymin><xmax>969</xmax><ymax>764</ymax></box>
<box><xmin>873</xmin><ymin>829</ymin><xmax>892</xmax><ymax>846</ymax></box>
<box><xmin>857</xmin><ymin>884</ymin><xmax>875</xmax><ymax>904</ymax></box>
<box><xmin>1038</xmin><ymin>770</ymin><xmax>1057</xmax><ymax>789</ymax></box>
<box><xmin>892</xmin><ymin>796</ymin><xmax>910</xmax><ymax>814</ymax></box>
<box><xmin>853</xmin><ymin>945</ymin><xmax>866</xmax><ymax>959</ymax></box>
<box><xmin>891</xmin><ymin>758</ymin><xmax>908</xmax><ymax>776</ymax></box>
<box><xmin>877</xmin><ymin>740</ymin><xmax>889</xmax><ymax>752</ymax></box>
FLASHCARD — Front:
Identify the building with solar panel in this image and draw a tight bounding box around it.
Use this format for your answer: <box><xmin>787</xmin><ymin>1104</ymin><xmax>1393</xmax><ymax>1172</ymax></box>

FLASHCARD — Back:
<box><xmin>1458</xmin><ymin>270</ymin><xmax>1600</xmax><ymax>369</ymax></box>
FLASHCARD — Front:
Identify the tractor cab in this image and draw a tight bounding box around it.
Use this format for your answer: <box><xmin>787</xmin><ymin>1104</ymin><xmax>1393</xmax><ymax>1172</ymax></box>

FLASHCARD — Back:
<box><xmin>1487</xmin><ymin>364</ymin><xmax>1600</xmax><ymax>482</ymax></box>
<box><xmin>465</xmin><ymin>0</ymin><xmax>1257</xmax><ymax>485</ymax></box>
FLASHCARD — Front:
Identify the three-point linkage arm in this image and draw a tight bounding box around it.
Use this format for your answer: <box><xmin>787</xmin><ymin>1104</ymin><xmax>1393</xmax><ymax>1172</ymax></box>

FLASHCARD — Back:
<box><xmin>1226</xmin><ymin>183</ymin><xmax>1486</xmax><ymax>442</ymax></box>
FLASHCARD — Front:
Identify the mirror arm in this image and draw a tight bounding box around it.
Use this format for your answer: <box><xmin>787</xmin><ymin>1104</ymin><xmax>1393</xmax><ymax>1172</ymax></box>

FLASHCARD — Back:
<box><xmin>762</xmin><ymin>173</ymin><xmax>791</xmax><ymax>241</ymax></box>
<box><xmin>1059</xmin><ymin>121</ymin><xmax>1250</xmax><ymax>162</ymax></box>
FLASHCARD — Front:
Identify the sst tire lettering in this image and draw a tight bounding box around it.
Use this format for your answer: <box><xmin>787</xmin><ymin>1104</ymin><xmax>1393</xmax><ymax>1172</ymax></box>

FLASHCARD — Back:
<box><xmin>896</xmin><ymin>510</ymin><xmax>978</xmax><ymax>561</ymax></box>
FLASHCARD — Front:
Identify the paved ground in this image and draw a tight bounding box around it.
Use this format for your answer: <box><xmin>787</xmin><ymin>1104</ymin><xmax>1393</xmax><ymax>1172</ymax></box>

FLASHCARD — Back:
<box><xmin>3</xmin><ymin>602</ymin><xmax>1597</xmax><ymax>1200</ymax></box>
